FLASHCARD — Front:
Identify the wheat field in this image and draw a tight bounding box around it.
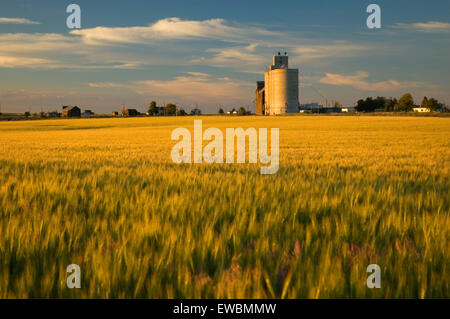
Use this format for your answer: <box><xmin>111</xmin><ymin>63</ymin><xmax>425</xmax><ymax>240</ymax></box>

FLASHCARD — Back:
<box><xmin>0</xmin><ymin>116</ymin><xmax>448</xmax><ymax>298</ymax></box>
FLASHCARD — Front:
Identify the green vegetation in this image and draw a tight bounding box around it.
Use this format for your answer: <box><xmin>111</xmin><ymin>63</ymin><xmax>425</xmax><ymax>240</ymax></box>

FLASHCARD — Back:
<box><xmin>398</xmin><ymin>93</ymin><xmax>415</xmax><ymax>111</ymax></box>
<box><xmin>356</xmin><ymin>94</ymin><xmax>445</xmax><ymax>112</ymax></box>
<box><xmin>422</xmin><ymin>96</ymin><xmax>443</xmax><ymax>111</ymax></box>
<box><xmin>0</xmin><ymin>116</ymin><xmax>448</xmax><ymax>298</ymax></box>
<box><xmin>148</xmin><ymin>101</ymin><xmax>158</xmax><ymax>116</ymax></box>
<box><xmin>164</xmin><ymin>104</ymin><xmax>177</xmax><ymax>115</ymax></box>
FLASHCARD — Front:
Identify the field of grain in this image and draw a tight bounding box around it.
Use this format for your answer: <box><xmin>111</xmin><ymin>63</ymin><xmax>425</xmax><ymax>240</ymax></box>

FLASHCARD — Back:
<box><xmin>0</xmin><ymin>116</ymin><xmax>448</xmax><ymax>298</ymax></box>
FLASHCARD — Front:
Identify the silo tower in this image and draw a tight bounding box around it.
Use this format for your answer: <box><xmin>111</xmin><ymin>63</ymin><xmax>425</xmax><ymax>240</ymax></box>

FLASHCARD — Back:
<box><xmin>263</xmin><ymin>53</ymin><xmax>299</xmax><ymax>115</ymax></box>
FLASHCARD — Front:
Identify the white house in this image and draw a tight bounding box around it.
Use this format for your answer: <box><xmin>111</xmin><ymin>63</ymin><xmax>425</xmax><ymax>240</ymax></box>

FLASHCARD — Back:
<box><xmin>413</xmin><ymin>107</ymin><xmax>431</xmax><ymax>113</ymax></box>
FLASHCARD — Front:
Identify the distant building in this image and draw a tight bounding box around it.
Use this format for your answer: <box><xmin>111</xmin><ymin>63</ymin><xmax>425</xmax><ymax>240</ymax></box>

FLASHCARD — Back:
<box><xmin>82</xmin><ymin>110</ymin><xmax>94</xmax><ymax>117</ymax></box>
<box><xmin>191</xmin><ymin>108</ymin><xmax>202</xmax><ymax>115</ymax></box>
<box><xmin>299</xmin><ymin>104</ymin><xmax>343</xmax><ymax>113</ymax></box>
<box><xmin>299</xmin><ymin>103</ymin><xmax>323</xmax><ymax>113</ymax></box>
<box><xmin>62</xmin><ymin>106</ymin><xmax>81</xmax><ymax>118</ymax></box>
<box><xmin>112</xmin><ymin>111</ymin><xmax>119</xmax><ymax>116</ymax></box>
<box><xmin>122</xmin><ymin>108</ymin><xmax>139</xmax><ymax>116</ymax></box>
<box><xmin>46</xmin><ymin>111</ymin><xmax>61</xmax><ymax>118</ymax></box>
<box><xmin>256</xmin><ymin>53</ymin><xmax>299</xmax><ymax>115</ymax></box>
<box><xmin>341</xmin><ymin>107</ymin><xmax>356</xmax><ymax>113</ymax></box>
<box><xmin>413</xmin><ymin>107</ymin><xmax>431</xmax><ymax>113</ymax></box>
<box><xmin>322</xmin><ymin>107</ymin><xmax>342</xmax><ymax>113</ymax></box>
<box><xmin>256</xmin><ymin>81</ymin><xmax>265</xmax><ymax>115</ymax></box>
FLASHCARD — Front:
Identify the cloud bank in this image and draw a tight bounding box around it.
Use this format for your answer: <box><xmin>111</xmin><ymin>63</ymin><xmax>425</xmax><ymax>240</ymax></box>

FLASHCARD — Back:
<box><xmin>0</xmin><ymin>17</ymin><xmax>40</xmax><ymax>25</ymax></box>
<box><xmin>319</xmin><ymin>72</ymin><xmax>426</xmax><ymax>92</ymax></box>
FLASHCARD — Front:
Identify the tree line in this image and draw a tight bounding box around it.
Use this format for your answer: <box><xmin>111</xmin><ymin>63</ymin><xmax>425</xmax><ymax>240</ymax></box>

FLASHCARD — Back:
<box><xmin>356</xmin><ymin>94</ymin><xmax>445</xmax><ymax>112</ymax></box>
<box><xmin>147</xmin><ymin>101</ymin><xmax>187</xmax><ymax>116</ymax></box>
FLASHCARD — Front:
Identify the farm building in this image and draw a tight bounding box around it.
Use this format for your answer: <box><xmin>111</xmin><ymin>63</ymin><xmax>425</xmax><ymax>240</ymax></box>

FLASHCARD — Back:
<box><xmin>122</xmin><ymin>109</ymin><xmax>140</xmax><ymax>116</ymax></box>
<box><xmin>256</xmin><ymin>81</ymin><xmax>265</xmax><ymax>115</ymax></box>
<box><xmin>191</xmin><ymin>108</ymin><xmax>202</xmax><ymax>115</ymax></box>
<box><xmin>62</xmin><ymin>106</ymin><xmax>81</xmax><ymax>117</ymax></box>
<box><xmin>413</xmin><ymin>107</ymin><xmax>431</xmax><ymax>113</ymax></box>
<box><xmin>82</xmin><ymin>110</ymin><xmax>94</xmax><ymax>117</ymax></box>
<box><xmin>256</xmin><ymin>53</ymin><xmax>299</xmax><ymax>115</ymax></box>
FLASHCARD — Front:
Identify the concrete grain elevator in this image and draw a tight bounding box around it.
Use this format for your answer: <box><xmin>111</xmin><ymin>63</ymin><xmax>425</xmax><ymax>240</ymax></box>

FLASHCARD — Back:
<box><xmin>256</xmin><ymin>53</ymin><xmax>299</xmax><ymax>115</ymax></box>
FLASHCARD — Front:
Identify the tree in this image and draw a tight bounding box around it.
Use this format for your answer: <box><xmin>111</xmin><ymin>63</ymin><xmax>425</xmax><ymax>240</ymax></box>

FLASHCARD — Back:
<box><xmin>374</xmin><ymin>96</ymin><xmax>386</xmax><ymax>111</ymax></box>
<box><xmin>218</xmin><ymin>108</ymin><xmax>224</xmax><ymax>114</ymax></box>
<box><xmin>165</xmin><ymin>103</ymin><xmax>177</xmax><ymax>115</ymax></box>
<box><xmin>238</xmin><ymin>107</ymin><xmax>247</xmax><ymax>116</ymax></box>
<box><xmin>148</xmin><ymin>101</ymin><xmax>158</xmax><ymax>115</ymax></box>
<box><xmin>398</xmin><ymin>93</ymin><xmax>415</xmax><ymax>111</ymax></box>
<box><xmin>421</xmin><ymin>96</ymin><xmax>429</xmax><ymax>109</ymax></box>
<box><xmin>392</xmin><ymin>98</ymin><xmax>399</xmax><ymax>111</ymax></box>
<box><xmin>427</xmin><ymin>98</ymin><xmax>442</xmax><ymax>111</ymax></box>
<box><xmin>177</xmin><ymin>108</ymin><xmax>187</xmax><ymax>116</ymax></box>
<box><xmin>333</xmin><ymin>101</ymin><xmax>342</xmax><ymax>109</ymax></box>
<box><xmin>24</xmin><ymin>112</ymin><xmax>30</xmax><ymax>117</ymax></box>
<box><xmin>384</xmin><ymin>97</ymin><xmax>398</xmax><ymax>112</ymax></box>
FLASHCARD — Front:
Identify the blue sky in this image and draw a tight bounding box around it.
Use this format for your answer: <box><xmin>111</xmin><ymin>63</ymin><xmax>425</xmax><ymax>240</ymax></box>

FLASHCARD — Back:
<box><xmin>0</xmin><ymin>0</ymin><xmax>449</xmax><ymax>113</ymax></box>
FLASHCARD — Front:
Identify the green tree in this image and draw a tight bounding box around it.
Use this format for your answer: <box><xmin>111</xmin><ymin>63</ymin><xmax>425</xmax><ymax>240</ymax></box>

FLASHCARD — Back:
<box><xmin>238</xmin><ymin>107</ymin><xmax>247</xmax><ymax>116</ymax></box>
<box><xmin>398</xmin><ymin>93</ymin><xmax>415</xmax><ymax>111</ymax></box>
<box><xmin>165</xmin><ymin>103</ymin><xmax>177</xmax><ymax>115</ymax></box>
<box><xmin>24</xmin><ymin>112</ymin><xmax>30</xmax><ymax>117</ymax></box>
<box><xmin>384</xmin><ymin>98</ymin><xmax>398</xmax><ymax>112</ymax></box>
<box><xmin>421</xmin><ymin>96</ymin><xmax>429</xmax><ymax>109</ymax></box>
<box><xmin>333</xmin><ymin>101</ymin><xmax>342</xmax><ymax>109</ymax></box>
<box><xmin>427</xmin><ymin>98</ymin><xmax>442</xmax><ymax>111</ymax></box>
<box><xmin>392</xmin><ymin>98</ymin><xmax>399</xmax><ymax>111</ymax></box>
<box><xmin>176</xmin><ymin>108</ymin><xmax>187</xmax><ymax>116</ymax></box>
<box><xmin>148</xmin><ymin>101</ymin><xmax>158</xmax><ymax>116</ymax></box>
<box><xmin>218</xmin><ymin>108</ymin><xmax>224</xmax><ymax>114</ymax></box>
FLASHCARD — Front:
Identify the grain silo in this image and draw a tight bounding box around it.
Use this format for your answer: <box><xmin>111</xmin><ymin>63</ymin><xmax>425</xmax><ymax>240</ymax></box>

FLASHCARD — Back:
<box><xmin>257</xmin><ymin>53</ymin><xmax>299</xmax><ymax>115</ymax></box>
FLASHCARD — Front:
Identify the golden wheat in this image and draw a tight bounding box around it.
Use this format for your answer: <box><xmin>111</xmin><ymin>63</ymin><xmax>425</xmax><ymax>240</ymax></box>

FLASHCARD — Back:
<box><xmin>0</xmin><ymin>116</ymin><xmax>448</xmax><ymax>298</ymax></box>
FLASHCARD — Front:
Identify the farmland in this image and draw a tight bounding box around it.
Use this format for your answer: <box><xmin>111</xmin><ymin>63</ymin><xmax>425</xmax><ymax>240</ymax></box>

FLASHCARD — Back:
<box><xmin>0</xmin><ymin>116</ymin><xmax>448</xmax><ymax>298</ymax></box>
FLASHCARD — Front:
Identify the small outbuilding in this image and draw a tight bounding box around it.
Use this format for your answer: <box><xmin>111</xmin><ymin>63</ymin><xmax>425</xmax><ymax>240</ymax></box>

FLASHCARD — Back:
<box><xmin>122</xmin><ymin>109</ymin><xmax>139</xmax><ymax>116</ymax></box>
<box><xmin>190</xmin><ymin>108</ymin><xmax>202</xmax><ymax>115</ymax></box>
<box><xmin>413</xmin><ymin>107</ymin><xmax>431</xmax><ymax>113</ymax></box>
<box><xmin>82</xmin><ymin>110</ymin><xmax>94</xmax><ymax>117</ymax></box>
<box><xmin>62</xmin><ymin>106</ymin><xmax>81</xmax><ymax>118</ymax></box>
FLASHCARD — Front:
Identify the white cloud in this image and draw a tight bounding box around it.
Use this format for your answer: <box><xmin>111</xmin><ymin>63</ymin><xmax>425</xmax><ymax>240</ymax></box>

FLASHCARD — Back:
<box><xmin>184</xmin><ymin>72</ymin><xmax>211</xmax><ymax>78</ymax></box>
<box><xmin>0</xmin><ymin>55</ymin><xmax>54</xmax><ymax>68</ymax></box>
<box><xmin>192</xmin><ymin>46</ymin><xmax>266</xmax><ymax>72</ymax></box>
<box><xmin>319</xmin><ymin>71</ymin><xmax>426</xmax><ymax>92</ymax></box>
<box><xmin>0</xmin><ymin>33</ymin><xmax>151</xmax><ymax>69</ymax></box>
<box><xmin>396</xmin><ymin>21</ymin><xmax>450</xmax><ymax>33</ymax></box>
<box><xmin>88</xmin><ymin>82</ymin><xmax>124</xmax><ymax>89</ymax></box>
<box><xmin>292</xmin><ymin>43</ymin><xmax>368</xmax><ymax>61</ymax></box>
<box><xmin>0</xmin><ymin>18</ymin><xmax>376</xmax><ymax>72</ymax></box>
<box><xmin>71</xmin><ymin>17</ymin><xmax>278</xmax><ymax>45</ymax></box>
<box><xmin>0</xmin><ymin>18</ymin><xmax>40</xmax><ymax>25</ymax></box>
